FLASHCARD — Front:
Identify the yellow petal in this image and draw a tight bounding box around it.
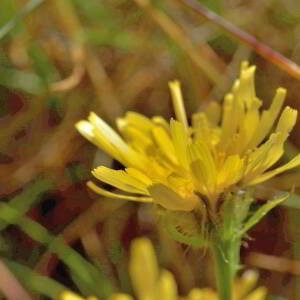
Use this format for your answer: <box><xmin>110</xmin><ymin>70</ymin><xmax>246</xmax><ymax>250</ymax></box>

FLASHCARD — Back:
<box><xmin>239</xmin><ymin>65</ymin><xmax>257</xmax><ymax>110</ymax></box>
<box><xmin>246</xmin><ymin>107</ymin><xmax>298</xmax><ymax>180</ymax></box>
<box><xmin>126</xmin><ymin>168</ymin><xmax>153</xmax><ymax>186</ymax></box>
<box><xmin>248</xmin><ymin>88</ymin><xmax>286</xmax><ymax>148</ymax></box>
<box><xmin>148</xmin><ymin>184</ymin><xmax>197</xmax><ymax>211</ymax></box>
<box><xmin>157</xmin><ymin>270</ymin><xmax>178</xmax><ymax>300</ymax></box>
<box><xmin>259</xmin><ymin>106</ymin><xmax>298</xmax><ymax>170</ymax></box>
<box><xmin>203</xmin><ymin>101</ymin><xmax>221</xmax><ymax>126</ymax></box>
<box><xmin>217</xmin><ymin>155</ymin><xmax>244</xmax><ymax>190</ymax></box>
<box><xmin>187</xmin><ymin>288</ymin><xmax>204</xmax><ymax>300</ymax></box>
<box><xmin>240</xmin><ymin>60</ymin><xmax>249</xmax><ymax>72</ymax></box>
<box><xmin>121</xmin><ymin>125</ymin><xmax>153</xmax><ymax>152</ymax></box>
<box><xmin>86</xmin><ymin>113</ymin><xmax>148</xmax><ymax>170</ymax></box>
<box><xmin>87</xmin><ymin>181</ymin><xmax>152</xmax><ymax>203</ymax></box>
<box><xmin>76</xmin><ymin>120</ymin><xmax>123</xmax><ymax>163</ymax></box>
<box><xmin>59</xmin><ymin>291</ymin><xmax>85</xmax><ymax>300</ymax></box>
<box><xmin>188</xmin><ymin>141</ymin><xmax>217</xmax><ymax>195</ymax></box>
<box><xmin>188</xmin><ymin>288</ymin><xmax>217</xmax><ymax>300</ymax></box>
<box><xmin>92</xmin><ymin>166</ymin><xmax>150</xmax><ymax>195</ymax></box>
<box><xmin>234</xmin><ymin>270</ymin><xmax>259</xmax><ymax>300</ymax></box>
<box><xmin>129</xmin><ymin>238</ymin><xmax>159</xmax><ymax>300</ymax></box>
<box><xmin>108</xmin><ymin>294</ymin><xmax>133</xmax><ymax>300</ymax></box>
<box><xmin>247</xmin><ymin>153</ymin><xmax>300</xmax><ymax>185</ymax></box>
<box><xmin>170</xmin><ymin>119</ymin><xmax>189</xmax><ymax>170</ymax></box>
<box><xmin>116</xmin><ymin>117</ymin><xmax>128</xmax><ymax>132</ymax></box>
<box><xmin>243</xmin><ymin>134</ymin><xmax>280</xmax><ymax>182</ymax></box>
<box><xmin>152</xmin><ymin>126</ymin><xmax>178</xmax><ymax>165</ymax></box>
<box><xmin>243</xmin><ymin>287</ymin><xmax>267</xmax><ymax>300</ymax></box>
<box><xmin>167</xmin><ymin>172</ymin><xmax>191</xmax><ymax>188</ymax></box>
<box><xmin>189</xmin><ymin>159</ymin><xmax>208</xmax><ymax>195</ymax></box>
<box><xmin>75</xmin><ymin>121</ymin><xmax>95</xmax><ymax>142</ymax></box>
<box><xmin>152</xmin><ymin>116</ymin><xmax>170</xmax><ymax>133</ymax></box>
<box><xmin>236</xmin><ymin>108</ymin><xmax>260</xmax><ymax>155</ymax></box>
<box><xmin>168</xmin><ymin>80</ymin><xmax>188</xmax><ymax>131</ymax></box>
<box><xmin>192</xmin><ymin>112</ymin><xmax>212</xmax><ymax>141</ymax></box>
<box><xmin>88</xmin><ymin>112</ymin><xmax>129</xmax><ymax>154</ymax></box>
<box><xmin>232</xmin><ymin>81</ymin><xmax>246</xmax><ymax>131</ymax></box>
<box><xmin>125</xmin><ymin>111</ymin><xmax>154</xmax><ymax>133</ymax></box>
<box><xmin>220</xmin><ymin>93</ymin><xmax>235</xmax><ymax>146</ymax></box>
<box><xmin>275</xmin><ymin>106</ymin><xmax>297</xmax><ymax>136</ymax></box>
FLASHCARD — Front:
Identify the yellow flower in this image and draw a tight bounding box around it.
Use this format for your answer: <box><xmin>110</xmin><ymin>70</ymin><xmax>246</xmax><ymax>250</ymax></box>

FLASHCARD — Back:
<box><xmin>76</xmin><ymin>61</ymin><xmax>300</xmax><ymax>212</ymax></box>
<box><xmin>59</xmin><ymin>238</ymin><xmax>266</xmax><ymax>300</ymax></box>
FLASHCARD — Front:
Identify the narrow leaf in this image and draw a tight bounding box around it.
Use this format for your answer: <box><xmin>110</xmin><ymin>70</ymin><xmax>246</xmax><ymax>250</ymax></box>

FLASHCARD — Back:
<box><xmin>237</xmin><ymin>192</ymin><xmax>289</xmax><ymax>238</ymax></box>
<box><xmin>4</xmin><ymin>259</ymin><xmax>67</xmax><ymax>300</ymax></box>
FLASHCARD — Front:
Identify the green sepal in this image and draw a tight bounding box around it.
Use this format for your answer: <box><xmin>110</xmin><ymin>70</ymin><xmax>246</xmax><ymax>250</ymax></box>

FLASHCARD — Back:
<box><xmin>162</xmin><ymin>210</ymin><xmax>209</xmax><ymax>247</ymax></box>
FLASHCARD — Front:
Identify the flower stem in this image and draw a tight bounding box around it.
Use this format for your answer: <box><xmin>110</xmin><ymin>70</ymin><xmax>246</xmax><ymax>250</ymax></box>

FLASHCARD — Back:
<box><xmin>212</xmin><ymin>235</ymin><xmax>241</xmax><ymax>300</ymax></box>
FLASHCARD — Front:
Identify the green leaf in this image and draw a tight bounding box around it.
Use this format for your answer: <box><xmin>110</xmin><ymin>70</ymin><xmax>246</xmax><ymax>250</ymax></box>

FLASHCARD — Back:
<box><xmin>0</xmin><ymin>202</ymin><xmax>116</xmax><ymax>298</ymax></box>
<box><xmin>0</xmin><ymin>0</ymin><xmax>18</xmax><ymax>40</ymax></box>
<box><xmin>197</xmin><ymin>0</ymin><xmax>223</xmax><ymax>14</ymax></box>
<box><xmin>28</xmin><ymin>42</ymin><xmax>60</xmax><ymax>86</ymax></box>
<box><xmin>0</xmin><ymin>178</ymin><xmax>52</xmax><ymax>231</ymax></box>
<box><xmin>0</xmin><ymin>66</ymin><xmax>45</xmax><ymax>94</ymax></box>
<box><xmin>237</xmin><ymin>191</ymin><xmax>289</xmax><ymax>238</ymax></box>
<box><xmin>0</xmin><ymin>0</ymin><xmax>16</xmax><ymax>25</ymax></box>
<box><xmin>70</xmin><ymin>271</ymin><xmax>94</xmax><ymax>297</ymax></box>
<box><xmin>269</xmin><ymin>4</ymin><xmax>300</xmax><ymax>27</ymax></box>
<box><xmin>4</xmin><ymin>259</ymin><xmax>67</xmax><ymax>299</ymax></box>
<box><xmin>0</xmin><ymin>0</ymin><xmax>45</xmax><ymax>41</ymax></box>
<box><xmin>279</xmin><ymin>192</ymin><xmax>300</xmax><ymax>209</ymax></box>
<box><xmin>163</xmin><ymin>211</ymin><xmax>209</xmax><ymax>247</ymax></box>
<box><xmin>0</xmin><ymin>202</ymin><xmax>52</xmax><ymax>244</ymax></box>
<box><xmin>0</xmin><ymin>234</ymin><xmax>10</xmax><ymax>254</ymax></box>
<box><xmin>209</xmin><ymin>34</ymin><xmax>238</xmax><ymax>55</ymax></box>
<box><xmin>72</xmin><ymin>0</ymin><xmax>119</xmax><ymax>28</ymax></box>
<box><xmin>84</xmin><ymin>29</ymin><xmax>137</xmax><ymax>50</ymax></box>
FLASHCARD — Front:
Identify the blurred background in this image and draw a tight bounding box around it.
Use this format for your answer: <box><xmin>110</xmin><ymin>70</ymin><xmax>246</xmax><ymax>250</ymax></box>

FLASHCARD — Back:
<box><xmin>1</xmin><ymin>0</ymin><xmax>300</xmax><ymax>299</ymax></box>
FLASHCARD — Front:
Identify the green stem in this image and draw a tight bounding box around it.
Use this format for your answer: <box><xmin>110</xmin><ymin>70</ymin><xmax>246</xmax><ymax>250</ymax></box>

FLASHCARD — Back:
<box><xmin>212</xmin><ymin>235</ymin><xmax>241</xmax><ymax>300</ymax></box>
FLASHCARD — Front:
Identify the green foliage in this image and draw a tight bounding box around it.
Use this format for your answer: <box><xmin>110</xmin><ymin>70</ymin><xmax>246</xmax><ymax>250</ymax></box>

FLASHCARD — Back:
<box><xmin>65</xmin><ymin>163</ymin><xmax>89</xmax><ymax>184</ymax></box>
<box><xmin>0</xmin><ymin>178</ymin><xmax>52</xmax><ymax>231</ymax></box>
<box><xmin>197</xmin><ymin>0</ymin><xmax>223</xmax><ymax>14</ymax></box>
<box><xmin>71</xmin><ymin>0</ymin><xmax>138</xmax><ymax>50</ymax></box>
<box><xmin>0</xmin><ymin>0</ymin><xmax>18</xmax><ymax>39</ymax></box>
<box><xmin>0</xmin><ymin>0</ymin><xmax>45</xmax><ymax>40</ymax></box>
<box><xmin>0</xmin><ymin>65</ymin><xmax>45</xmax><ymax>94</ymax></box>
<box><xmin>0</xmin><ymin>202</ymin><xmax>116</xmax><ymax>298</ymax></box>
<box><xmin>0</xmin><ymin>96</ymin><xmax>9</xmax><ymax>117</ymax></box>
<box><xmin>28</xmin><ymin>42</ymin><xmax>60</xmax><ymax>87</ymax></box>
<box><xmin>72</xmin><ymin>0</ymin><xmax>119</xmax><ymax>28</ymax></box>
<box><xmin>269</xmin><ymin>4</ymin><xmax>300</xmax><ymax>26</ymax></box>
<box><xmin>209</xmin><ymin>34</ymin><xmax>238</xmax><ymax>55</ymax></box>
<box><xmin>0</xmin><ymin>235</ymin><xmax>10</xmax><ymax>254</ymax></box>
<box><xmin>0</xmin><ymin>0</ymin><xmax>16</xmax><ymax>26</ymax></box>
<box><xmin>4</xmin><ymin>259</ymin><xmax>68</xmax><ymax>299</ymax></box>
<box><xmin>84</xmin><ymin>29</ymin><xmax>138</xmax><ymax>50</ymax></box>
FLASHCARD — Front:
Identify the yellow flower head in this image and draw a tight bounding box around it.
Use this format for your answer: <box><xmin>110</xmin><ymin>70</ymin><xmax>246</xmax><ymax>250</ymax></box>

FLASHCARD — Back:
<box><xmin>76</xmin><ymin>61</ymin><xmax>300</xmax><ymax>212</ymax></box>
<box><xmin>59</xmin><ymin>238</ymin><xmax>266</xmax><ymax>300</ymax></box>
<box><xmin>127</xmin><ymin>238</ymin><xmax>267</xmax><ymax>300</ymax></box>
